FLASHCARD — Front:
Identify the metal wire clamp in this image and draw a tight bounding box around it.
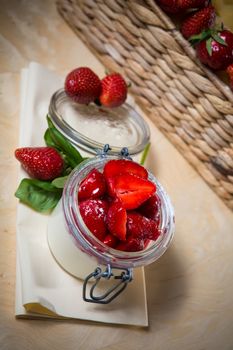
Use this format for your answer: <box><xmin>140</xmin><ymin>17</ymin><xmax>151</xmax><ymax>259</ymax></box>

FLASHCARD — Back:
<box><xmin>96</xmin><ymin>144</ymin><xmax>132</xmax><ymax>160</ymax></box>
<box><xmin>83</xmin><ymin>264</ymin><xmax>133</xmax><ymax>304</ymax></box>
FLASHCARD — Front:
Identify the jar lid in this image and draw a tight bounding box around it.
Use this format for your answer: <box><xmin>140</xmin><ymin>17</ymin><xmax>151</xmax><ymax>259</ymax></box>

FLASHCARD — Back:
<box><xmin>49</xmin><ymin>89</ymin><xmax>150</xmax><ymax>155</ymax></box>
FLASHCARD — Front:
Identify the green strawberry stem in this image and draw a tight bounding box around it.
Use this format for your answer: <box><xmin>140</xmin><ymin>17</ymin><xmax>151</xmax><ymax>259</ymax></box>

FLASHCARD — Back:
<box><xmin>189</xmin><ymin>26</ymin><xmax>228</xmax><ymax>56</ymax></box>
<box><xmin>206</xmin><ymin>37</ymin><xmax>213</xmax><ymax>55</ymax></box>
<box><xmin>189</xmin><ymin>29</ymin><xmax>212</xmax><ymax>43</ymax></box>
<box><xmin>211</xmin><ymin>33</ymin><xmax>227</xmax><ymax>46</ymax></box>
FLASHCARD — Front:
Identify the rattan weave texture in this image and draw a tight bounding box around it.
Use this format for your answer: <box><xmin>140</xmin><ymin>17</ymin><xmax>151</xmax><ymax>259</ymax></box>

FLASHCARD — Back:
<box><xmin>57</xmin><ymin>0</ymin><xmax>233</xmax><ymax>210</ymax></box>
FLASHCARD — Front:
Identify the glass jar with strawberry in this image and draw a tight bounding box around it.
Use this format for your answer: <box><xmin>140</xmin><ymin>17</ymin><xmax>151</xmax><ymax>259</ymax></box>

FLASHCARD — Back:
<box><xmin>48</xmin><ymin>67</ymin><xmax>150</xmax><ymax>163</ymax></box>
<box><xmin>47</xmin><ymin>148</ymin><xmax>175</xmax><ymax>303</ymax></box>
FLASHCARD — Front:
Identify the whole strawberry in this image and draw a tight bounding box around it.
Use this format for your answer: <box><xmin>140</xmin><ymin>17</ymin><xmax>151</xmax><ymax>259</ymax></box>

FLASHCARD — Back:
<box><xmin>15</xmin><ymin>147</ymin><xmax>64</xmax><ymax>181</ymax></box>
<box><xmin>227</xmin><ymin>64</ymin><xmax>233</xmax><ymax>90</ymax></box>
<box><xmin>64</xmin><ymin>67</ymin><xmax>101</xmax><ymax>104</ymax></box>
<box><xmin>157</xmin><ymin>0</ymin><xmax>208</xmax><ymax>13</ymax></box>
<box><xmin>178</xmin><ymin>0</ymin><xmax>208</xmax><ymax>10</ymax></box>
<box><xmin>99</xmin><ymin>73</ymin><xmax>128</xmax><ymax>108</ymax></box>
<box><xmin>196</xmin><ymin>30</ymin><xmax>233</xmax><ymax>70</ymax></box>
<box><xmin>181</xmin><ymin>5</ymin><xmax>216</xmax><ymax>39</ymax></box>
<box><xmin>157</xmin><ymin>0</ymin><xmax>180</xmax><ymax>13</ymax></box>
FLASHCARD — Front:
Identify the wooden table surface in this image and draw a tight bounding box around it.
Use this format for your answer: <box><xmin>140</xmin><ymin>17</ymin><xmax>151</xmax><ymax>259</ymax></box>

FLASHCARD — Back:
<box><xmin>1</xmin><ymin>1</ymin><xmax>233</xmax><ymax>349</ymax></box>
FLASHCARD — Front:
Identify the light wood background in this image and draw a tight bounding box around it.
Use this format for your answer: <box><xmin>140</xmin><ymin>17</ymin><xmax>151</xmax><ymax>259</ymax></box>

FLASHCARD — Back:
<box><xmin>0</xmin><ymin>1</ymin><xmax>233</xmax><ymax>349</ymax></box>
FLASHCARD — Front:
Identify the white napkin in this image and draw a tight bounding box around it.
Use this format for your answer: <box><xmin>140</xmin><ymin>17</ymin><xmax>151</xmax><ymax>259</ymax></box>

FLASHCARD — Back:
<box><xmin>15</xmin><ymin>62</ymin><xmax>148</xmax><ymax>326</ymax></box>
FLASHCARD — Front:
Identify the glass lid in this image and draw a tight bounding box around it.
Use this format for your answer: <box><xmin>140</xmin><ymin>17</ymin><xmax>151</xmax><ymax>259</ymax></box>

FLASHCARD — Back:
<box><xmin>49</xmin><ymin>89</ymin><xmax>150</xmax><ymax>155</ymax></box>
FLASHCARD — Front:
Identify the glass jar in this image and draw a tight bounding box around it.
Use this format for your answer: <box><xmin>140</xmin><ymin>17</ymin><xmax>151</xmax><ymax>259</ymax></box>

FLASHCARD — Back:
<box><xmin>48</xmin><ymin>89</ymin><xmax>150</xmax><ymax>161</ymax></box>
<box><xmin>47</xmin><ymin>153</ymin><xmax>175</xmax><ymax>303</ymax></box>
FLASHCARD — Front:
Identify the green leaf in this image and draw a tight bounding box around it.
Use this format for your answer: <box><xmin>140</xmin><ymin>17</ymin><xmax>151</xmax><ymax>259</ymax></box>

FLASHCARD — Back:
<box><xmin>49</xmin><ymin>128</ymin><xmax>80</xmax><ymax>168</ymax></box>
<box><xmin>15</xmin><ymin>178</ymin><xmax>62</xmax><ymax>212</ymax></box>
<box><xmin>44</xmin><ymin>128</ymin><xmax>59</xmax><ymax>149</ymax></box>
<box><xmin>206</xmin><ymin>37</ymin><xmax>213</xmax><ymax>56</ymax></box>
<box><xmin>18</xmin><ymin>178</ymin><xmax>61</xmax><ymax>192</ymax></box>
<box><xmin>52</xmin><ymin>175</ymin><xmax>68</xmax><ymax>189</ymax></box>
<box><xmin>44</xmin><ymin>129</ymin><xmax>73</xmax><ymax>175</ymax></box>
<box><xmin>47</xmin><ymin>115</ymin><xmax>54</xmax><ymax>129</ymax></box>
<box><xmin>140</xmin><ymin>142</ymin><xmax>151</xmax><ymax>166</ymax></box>
<box><xmin>46</xmin><ymin>115</ymin><xmax>84</xmax><ymax>168</ymax></box>
<box><xmin>211</xmin><ymin>33</ymin><xmax>227</xmax><ymax>46</ymax></box>
<box><xmin>61</xmin><ymin>163</ymin><xmax>73</xmax><ymax>175</ymax></box>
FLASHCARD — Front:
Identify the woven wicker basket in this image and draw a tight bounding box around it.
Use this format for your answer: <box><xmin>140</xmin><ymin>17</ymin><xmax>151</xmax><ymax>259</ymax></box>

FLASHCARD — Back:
<box><xmin>57</xmin><ymin>0</ymin><xmax>233</xmax><ymax>210</ymax></box>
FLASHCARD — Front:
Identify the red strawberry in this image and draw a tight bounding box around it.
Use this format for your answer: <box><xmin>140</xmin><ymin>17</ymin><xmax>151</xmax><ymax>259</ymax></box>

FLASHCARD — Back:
<box><xmin>138</xmin><ymin>194</ymin><xmax>161</xmax><ymax>224</ymax></box>
<box><xmin>99</xmin><ymin>73</ymin><xmax>127</xmax><ymax>108</ymax></box>
<box><xmin>226</xmin><ymin>63</ymin><xmax>233</xmax><ymax>90</ymax></box>
<box><xmin>106</xmin><ymin>177</ymin><xmax>116</xmax><ymax>198</ymax></box>
<box><xmin>196</xmin><ymin>30</ymin><xmax>233</xmax><ymax>70</ymax></box>
<box><xmin>78</xmin><ymin>168</ymin><xmax>106</xmax><ymax>201</ymax></box>
<box><xmin>106</xmin><ymin>200</ymin><xmax>127</xmax><ymax>240</ymax></box>
<box><xmin>103</xmin><ymin>233</ymin><xmax>118</xmax><ymax>248</ymax></box>
<box><xmin>15</xmin><ymin>147</ymin><xmax>64</xmax><ymax>181</ymax></box>
<box><xmin>108</xmin><ymin>173</ymin><xmax>156</xmax><ymax>210</ymax></box>
<box><xmin>104</xmin><ymin>159</ymin><xmax>148</xmax><ymax>197</ymax></box>
<box><xmin>79</xmin><ymin>199</ymin><xmax>108</xmax><ymax>241</ymax></box>
<box><xmin>127</xmin><ymin>212</ymin><xmax>160</xmax><ymax>241</ymax></box>
<box><xmin>157</xmin><ymin>0</ymin><xmax>180</xmax><ymax>13</ymax></box>
<box><xmin>103</xmin><ymin>159</ymin><xmax>148</xmax><ymax>180</ymax></box>
<box><xmin>157</xmin><ymin>0</ymin><xmax>207</xmax><ymax>13</ymax></box>
<box><xmin>178</xmin><ymin>0</ymin><xmax>208</xmax><ymax>10</ymax></box>
<box><xmin>181</xmin><ymin>5</ymin><xmax>216</xmax><ymax>39</ymax></box>
<box><xmin>116</xmin><ymin>236</ymin><xmax>145</xmax><ymax>252</ymax></box>
<box><xmin>144</xmin><ymin>239</ymin><xmax>151</xmax><ymax>249</ymax></box>
<box><xmin>64</xmin><ymin>67</ymin><xmax>101</xmax><ymax>104</ymax></box>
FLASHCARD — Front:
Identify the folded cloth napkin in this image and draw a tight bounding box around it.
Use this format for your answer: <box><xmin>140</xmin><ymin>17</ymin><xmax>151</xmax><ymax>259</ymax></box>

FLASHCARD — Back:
<box><xmin>15</xmin><ymin>62</ymin><xmax>148</xmax><ymax>326</ymax></box>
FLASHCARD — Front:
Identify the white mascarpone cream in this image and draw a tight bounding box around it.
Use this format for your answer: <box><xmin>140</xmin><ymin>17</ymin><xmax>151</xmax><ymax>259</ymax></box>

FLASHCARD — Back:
<box><xmin>47</xmin><ymin>200</ymin><xmax>103</xmax><ymax>279</ymax></box>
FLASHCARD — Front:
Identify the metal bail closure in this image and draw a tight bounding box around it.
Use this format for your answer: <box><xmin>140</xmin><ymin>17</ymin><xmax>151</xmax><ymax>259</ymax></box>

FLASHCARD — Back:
<box><xmin>95</xmin><ymin>144</ymin><xmax>132</xmax><ymax>160</ymax></box>
<box><xmin>96</xmin><ymin>144</ymin><xmax>112</xmax><ymax>157</ymax></box>
<box><xmin>83</xmin><ymin>264</ymin><xmax>133</xmax><ymax>304</ymax></box>
<box><xmin>120</xmin><ymin>147</ymin><xmax>132</xmax><ymax>160</ymax></box>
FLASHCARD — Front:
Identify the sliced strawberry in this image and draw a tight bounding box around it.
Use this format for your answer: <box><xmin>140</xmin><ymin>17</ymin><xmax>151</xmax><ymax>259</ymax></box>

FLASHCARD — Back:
<box><xmin>103</xmin><ymin>233</ymin><xmax>118</xmax><ymax>248</ymax></box>
<box><xmin>138</xmin><ymin>194</ymin><xmax>161</xmax><ymax>224</ymax></box>
<box><xmin>78</xmin><ymin>168</ymin><xmax>106</xmax><ymax>201</ymax></box>
<box><xmin>103</xmin><ymin>159</ymin><xmax>148</xmax><ymax>180</ymax></box>
<box><xmin>127</xmin><ymin>212</ymin><xmax>160</xmax><ymax>241</ymax></box>
<box><xmin>144</xmin><ymin>239</ymin><xmax>151</xmax><ymax>249</ymax></box>
<box><xmin>106</xmin><ymin>200</ymin><xmax>127</xmax><ymax>240</ymax></box>
<box><xmin>105</xmin><ymin>176</ymin><xmax>116</xmax><ymax>197</ymax></box>
<box><xmin>116</xmin><ymin>236</ymin><xmax>145</xmax><ymax>252</ymax></box>
<box><xmin>108</xmin><ymin>173</ymin><xmax>156</xmax><ymax>210</ymax></box>
<box><xmin>79</xmin><ymin>199</ymin><xmax>108</xmax><ymax>241</ymax></box>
